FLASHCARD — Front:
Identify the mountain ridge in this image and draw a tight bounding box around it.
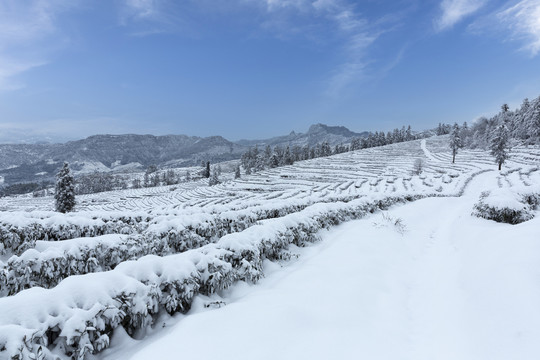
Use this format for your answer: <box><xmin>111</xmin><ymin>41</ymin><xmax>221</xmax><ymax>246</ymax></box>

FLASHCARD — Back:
<box><xmin>0</xmin><ymin>123</ymin><xmax>368</xmax><ymax>186</ymax></box>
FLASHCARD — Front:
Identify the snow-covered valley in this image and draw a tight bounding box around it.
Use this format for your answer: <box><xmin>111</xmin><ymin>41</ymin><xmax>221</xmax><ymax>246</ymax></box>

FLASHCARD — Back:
<box><xmin>1</xmin><ymin>136</ymin><xmax>539</xmax><ymax>359</ymax></box>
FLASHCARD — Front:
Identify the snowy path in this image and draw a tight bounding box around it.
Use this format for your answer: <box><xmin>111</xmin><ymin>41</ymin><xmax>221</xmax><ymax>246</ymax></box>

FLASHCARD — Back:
<box><xmin>421</xmin><ymin>138</ymin><xmax>438</xmax><ymax>162</ymax></box>
<box><xmin>102</xmin><ymin>171</ymin><xmax>540</xmax><ymax>360</ymax></box>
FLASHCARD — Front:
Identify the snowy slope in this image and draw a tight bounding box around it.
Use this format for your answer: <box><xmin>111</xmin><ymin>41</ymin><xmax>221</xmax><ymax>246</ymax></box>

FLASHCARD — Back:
<box><xmin>103</xmin><ymin>171</ymin><xmax>540</xmax><ymax>360</ymax></box>
<box><xmin>0</xmin><ymin>136</ymin><xmax>539</xmax><ymax>359</ymax></box>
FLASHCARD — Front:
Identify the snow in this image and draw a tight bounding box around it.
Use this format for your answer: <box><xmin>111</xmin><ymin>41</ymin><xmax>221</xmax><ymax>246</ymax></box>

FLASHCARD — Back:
<box><xmin>1</xmin><ymin>136</ymin><xmax>540</xmax><ymax>359</ymax></box>
<box><xmin>103</xmin><ymin>171</ymin><xmax>540</xmax><ymax>360</ymax></box>
<box><xmin>482</xmin><ymin>188</ymin><xmax>528</xmax><ymax>210</ymax></box>
<box><xmin>420</xmin><ymin>138</ymin><xmax>437</xmax><ymax>161</ymax></box>
<box><xmin>33</xmin><ymin>234</ymin><xmax>128</xmax><ymax>253</ymax></box>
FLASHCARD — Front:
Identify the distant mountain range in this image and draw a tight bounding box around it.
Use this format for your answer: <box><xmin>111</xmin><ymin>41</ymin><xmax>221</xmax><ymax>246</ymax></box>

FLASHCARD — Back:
<box><xmin>237</xmin><ymin>123</ymin><xmax>368</xmax><ymax>147</ymax></box>
<box><xmin>0</xmin><ymin>123</ymin><xmax>368</xmax><ymax>186</ymax></box>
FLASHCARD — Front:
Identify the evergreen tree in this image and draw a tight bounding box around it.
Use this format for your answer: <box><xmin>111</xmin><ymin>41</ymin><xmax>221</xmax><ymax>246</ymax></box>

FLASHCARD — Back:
<box><xmin>234</xmin><ymin>165</ymin><xmax>241</xmax><ymax>179</ymax></box>
<box><xmin>460</xmin><ymin>122</ymin><xmax>469</xmax><ymax>146</ymax></box>
<box><xmin>527</xmin><ymin>97</ymin><xmax>540</xmax><ymax>143</ymax></box>
<box><xmin>490</xmin><ymin>124</ymin><xmax>510</xmax><ymax>171</ymax></box>
<box><xmin>132</xmin><ymin>178</ymin><xmax>141</xmax><ymax>189</ymax></box>
<box><xmin>350</xmin><ymin>138</ymin><xmax>361</xmax><ymax>151</ymax></box>
<box><xmin>302</xmin><ymin>145</ymin><xmax>310</xmax><ymax>160</ymax></box>
<box><xmin>449</xmin><ymin>123</ymin><xmax>463</xmax><ymax>163</ymax></box>
<box><xmin>405</xmin><ymin>125</ymin><xmax>413</xmax><ymax>141</ymax></box>
<box><xmin>208</xmin><ymin>168</ymin><xmax>220</xmax><ymax>186</ymax></box>
<box><xmin>204</xmin><ymin>161</ymin><xmax>211</xmax><ymax>178</ymax></box>
<box><xmin>269</xmin><ymin>154</ymin><xmax>280</xmax><ymax>168</ymax></box>
<box><xmin>292</xmin><ymin>145</ymin><xmax>303</xmax><ymax>161</ymax></box>
<box><xmin>321</xmin><ymin>141</ymin><xmax>332</xmax><ymax>157</ymax></box>
<box><xmin>283</xmin><ymin>145</ymin><xmax>293</xmax><ymax>165</ymax></box>
<box><xmin>143</xmin><ymin>172</ymin><xmax>150</xmax><ymax>187</ymax></box>
<box><xmin>55</xmin><ymin>162</ymin><xmax>76</xmax><ymax>213</ymax></box>
<box><xmin>264</xmin><ymin>145</ymin><xmax>272</xmax><ymax>165</ymax></box>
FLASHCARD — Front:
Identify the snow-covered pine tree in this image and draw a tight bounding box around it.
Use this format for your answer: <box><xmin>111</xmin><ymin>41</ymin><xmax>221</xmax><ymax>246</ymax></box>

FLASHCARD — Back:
<box><xmin>527</xmin><ymin>97</ymin><xmax>540</xmax><ymax>143</ymax></box>
<box><xmin>269</xmin><ymin>154</ymin><xmax>279</xmax><ymax>168</ymax></box>
<box><xmin>350</xmin><ymin>137</ymin><xmax>361</xmax><ymax>151</ymax></box>
<box><xmin>490</xmin><ymin>124</ymin><xmax>510</xmax><ymax>171</ymax></box>
<box><xmin>321</xmin><ymin>141</ymin><xmax>332</xmax><ymax>157</ymax></box>
<box><xmin>209</xmin><ymin>168</ymin><xmax>220</xmax><ymax>186</ymax></box>
<box><xmin>55</xmin><ymin>162</ymin><xmax>76</xmax><ymax>213</ymax></box>
<box><xmin>460</xmin><ymin>121</ymin><xmax>470</xmax><ymax>146</ymax></box>
<box><xmin>406</xmin><ymin>125</ymin><xmax>413</xmax><ymax>141</ymax></box>
<box><xmin>264</xmin><ymin>145</ymin><xmax>272</xmax><ymax>166</ymax></box>
<box><xmin>143</xmin><ymin>172</ymin><xmax>150</xmax><ymax>187</ymax></box>
<box><xmin>234</xmin><ymin>165</ymin><xmax>241</xmax><ymax>179</ymax></box>
<box><xmin>449</xmin><ymin>123</ymin><xmax>463</xmax><ymax>163</ymax></box>
<box><xmin>283</xmin><ymin>146</ymin><xmax>293</xmax><ymax>165</ymax></box>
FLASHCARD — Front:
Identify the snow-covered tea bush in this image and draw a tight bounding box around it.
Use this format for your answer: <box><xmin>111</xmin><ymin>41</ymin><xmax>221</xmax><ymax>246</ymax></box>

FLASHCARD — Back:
<box><xmin>0</xmin><ymin>213</ymin><xmax>151</xmax><ymax>256</ymax></box>
<box><xmin>0</xmin><ymin>193</ymin><xmax>423</xmax><ymax>360</ymax></box>
<box><xmin>472</xmin><ymin>189</ymin><xmax>537</xmax><ymax>224</ymax></box>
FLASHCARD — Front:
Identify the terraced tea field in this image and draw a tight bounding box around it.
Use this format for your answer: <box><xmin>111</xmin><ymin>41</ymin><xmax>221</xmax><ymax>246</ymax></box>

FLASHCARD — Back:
<box><xmin>0</xmin><ymin>136</ymin><xmax>539</xmax><ymax>360</ymax></box>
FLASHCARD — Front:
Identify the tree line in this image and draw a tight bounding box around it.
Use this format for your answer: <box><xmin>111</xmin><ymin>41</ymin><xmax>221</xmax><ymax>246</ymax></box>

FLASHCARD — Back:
<box><xmin>240</xmin><ymin>125</ymin><xmax>420</xmax><ymax>174</ymax></box>
<box><xmin>447</xmin><ymin>94</ymin><xmax>540</xmax><ymax>170</ymax></box>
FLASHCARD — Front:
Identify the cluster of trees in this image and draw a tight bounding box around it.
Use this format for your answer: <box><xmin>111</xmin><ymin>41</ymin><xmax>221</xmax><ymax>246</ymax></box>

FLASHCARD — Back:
<box><xmin>135</xmin><ymin>168</ymin><xmax>184</xmax><ymax>189</ymax></box>
<box><xmin>447</xmin><ymin>95</ymin><xmax>540</xmax><ymax>169</ymax></box>
<box><xmin>76</xmin><ymin>167</ymin><xmax>188</xmax><ymax>194</ymax></box>
<box><xmin>240</xmin><ymin>125</ymin><xmax>419</xmax><ymax>175</ymax></box>
<box><xmin>436</xmin><ymin>123</ymin><xmax>452</xmax><ymax>136</ymax></box>
<box><xmin>0</xmin><ymin>182</ymin><xmax>51</xmax><ymax>197</ymax></box>
<box><xmin>76</xmin><ymin>172</ymin><xmax>129</xmax><ymax>194</ymax></box>
<box><xmin>198</xmin><ymin>160</ymin><xmax>222</xmax><ymax>186</ymax></box>
<box><xmin>466</xmin><ymin>97</ymin><xmax>540</xmax><ymax>148</ymax></box>
<box><xmin>351</xmin><ymin>125</ymin><xmax>417</xmax><ymax>150</ymax></box>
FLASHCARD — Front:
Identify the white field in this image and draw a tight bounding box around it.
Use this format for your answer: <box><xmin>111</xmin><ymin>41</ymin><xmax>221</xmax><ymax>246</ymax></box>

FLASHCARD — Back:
<box><xmin>0</xmin><ymin>136</ymin><xmax>539</xmax><ymax>359</ymax></box>
<box><xmin>104</xmin><ymin>172</ymin><xmax>540</xmax><ymax>360</ymax></box>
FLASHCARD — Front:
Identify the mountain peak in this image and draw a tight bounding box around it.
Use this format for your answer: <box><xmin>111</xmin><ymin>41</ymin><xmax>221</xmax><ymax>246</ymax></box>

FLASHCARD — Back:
<box><xmin>307</xmin><ymin>123</ymin><xmax>361</xmax><ymax>138</ymax></box>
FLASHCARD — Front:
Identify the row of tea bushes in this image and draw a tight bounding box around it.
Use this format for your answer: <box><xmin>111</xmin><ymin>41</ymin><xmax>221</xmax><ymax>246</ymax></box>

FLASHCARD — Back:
<box><xmin>0</xmin><ymin>193</ymin><xmax>422</xmax><ymax>359</ymax></box>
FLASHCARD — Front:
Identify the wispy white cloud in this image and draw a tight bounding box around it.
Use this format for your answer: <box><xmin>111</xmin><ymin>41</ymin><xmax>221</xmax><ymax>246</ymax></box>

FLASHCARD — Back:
<box><xmin>0</xmin><ymin>0</ymin><xmax>79</xmax><ymax>91</ymax></box>
<box><xmin>119</xmin><ymin>0</ymin><xmax>184</xmax><ymax>34</ymax></box>
<box><xmin>121</xmin><ymin>0</ymin><xmax>165</xmax><ymax>23</ymax></box>
<box><xmin>496</xmin><ymin>0</ymin><xmax>540</xmax><ymax>56</ymax></box>
<box><xmin>435</xmin><ymin>0</ymin><xmax>487</xmax><ymax>31</ymax></box>
<box><xmin>326</xmin><ymin>62</ymin><xmax>368</xmax><ymax>98</ymax></box>
<box><xmin>324</xmin><ymin>6</ymin><xmax>388</xmax><ymax>97</ymax></box>
<box><xmin>252</xmin><ymin>1</ymin><xmax>389</xmax><ymax>97</ymax></box>
<box><xmin>0</xmin><ymin>58</ymin><xmax>46</xmax><ymax>91</ymax></box>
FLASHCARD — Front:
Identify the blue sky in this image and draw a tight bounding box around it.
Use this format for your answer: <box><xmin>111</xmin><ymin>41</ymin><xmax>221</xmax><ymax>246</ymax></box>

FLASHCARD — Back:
<box><xmin>0</xmin><ymin>0</ymin><xmax>539</xmax><ymax>142</ymax></box>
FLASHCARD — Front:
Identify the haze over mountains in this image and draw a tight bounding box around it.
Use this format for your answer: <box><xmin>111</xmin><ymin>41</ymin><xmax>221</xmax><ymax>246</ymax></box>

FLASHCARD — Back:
<box><xmin>0</xmin><ymin>124</ymin><xmax>368</xmax><ymax>186</ymax></box>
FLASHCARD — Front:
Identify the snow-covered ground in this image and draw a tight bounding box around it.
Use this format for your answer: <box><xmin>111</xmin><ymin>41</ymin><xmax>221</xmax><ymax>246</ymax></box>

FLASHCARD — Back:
<box><xmin>103</xmin><ymin>171</ymin><xmax>540</xmax><ymax>360</ymax></box>
<box><xmin>1</xmin><ymin>136</ymin><xmax>540</xmax><ymax>359</ymax></box>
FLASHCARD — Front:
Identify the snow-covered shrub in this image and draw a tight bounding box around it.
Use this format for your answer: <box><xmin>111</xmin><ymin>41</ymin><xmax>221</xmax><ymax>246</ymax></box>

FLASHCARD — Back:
<box><xmin>0</xmin><ymin>235</ymin><xmax>159</xmax><ymax>296</ymax></box>
<box><xmin>472</xmin><ymin>190</ymin><xmax>534</xmax><ymax>224</ymax></box>
<box><xmin>0</xmin><ymin>193</ymin><xmax>424</xmax><ymax>359</ymax></box>
<box><xmin>523</xmin><ymin>193</ymin><xmax>540</xmax><ymax>209</ymax></box>
<box><xmin>372</xmin><ymin>212</ymin><xmax>407</xmax><ymax>235</ymax></box>
<box><xmin>0</xmin><ymin>201</ymin><xmax>342</xmax><ymax>297</ymax></box>
<box><xmin>412</xmin><ymin>158</ymin><xmax>423</xmax><ymax>175</ymax></box>
<box><xmin>0</xmin><ymin>213</ymin><xmax>150</xmax><ymax>256</ymax></box>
